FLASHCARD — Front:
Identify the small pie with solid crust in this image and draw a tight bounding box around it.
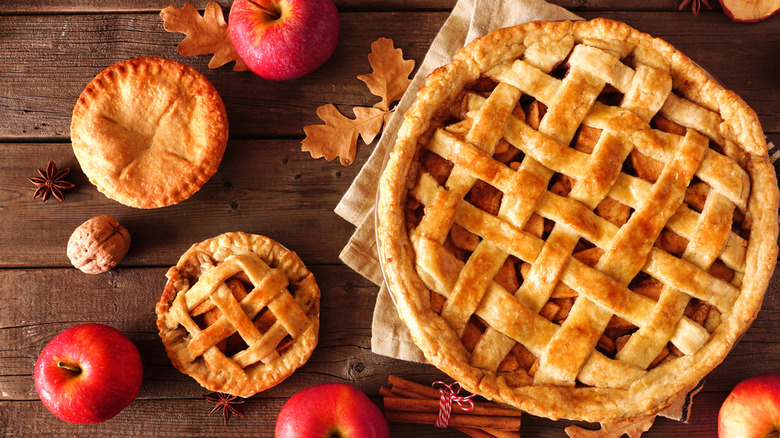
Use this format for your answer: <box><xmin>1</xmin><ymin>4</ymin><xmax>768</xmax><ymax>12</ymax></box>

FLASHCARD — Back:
<box><xmin>71</xmin><ymin>57</ymin><xmax>228</xmax><ymax>209</ymax></box>
<box><xmin>156</xmin><ymin>232</ymin><xmax>320</xmax><ymax>397</ymax></box>
<box><xmin>377</xmin><ymin>18</ymin><xmax>778</xmax><ymax>423</ymax></box>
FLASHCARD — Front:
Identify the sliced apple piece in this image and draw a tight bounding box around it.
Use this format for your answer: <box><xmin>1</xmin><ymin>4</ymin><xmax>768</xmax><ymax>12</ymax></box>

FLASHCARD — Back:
<box><xmin>719</xmin><ymin>0</ymin><xmax>780</xmax><ymax>23</ymax></box>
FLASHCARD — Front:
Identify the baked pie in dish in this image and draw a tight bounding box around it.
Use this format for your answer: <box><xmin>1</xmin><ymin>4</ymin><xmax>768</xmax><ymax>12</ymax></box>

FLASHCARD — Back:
<box><xmin>71</xmin><ymin>57</ymin><xmax>228</xmax><ymax>209</ymax></box>
<box><xmin>377</xmin><ymin>18</ymin><xmax>778</xmax><ymax>422</ymax></box>
<box><xmin>156</xmin><ymin>232</ymin><xmax>320</xmax><ymax>397</ymax></box>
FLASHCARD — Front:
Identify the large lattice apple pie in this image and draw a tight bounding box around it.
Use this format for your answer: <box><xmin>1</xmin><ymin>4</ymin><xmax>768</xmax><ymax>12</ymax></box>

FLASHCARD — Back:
<box><xmin>377</xmin><ymin>18</ymin><xmax>778</xmax><ymax>423</ymax></box>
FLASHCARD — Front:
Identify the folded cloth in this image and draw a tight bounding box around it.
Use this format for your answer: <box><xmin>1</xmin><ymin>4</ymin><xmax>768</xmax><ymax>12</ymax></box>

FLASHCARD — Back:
<box><xmin>335</xmin><ymin>0</ymin><xmax>778</xmax><ymax>423</ymax></box>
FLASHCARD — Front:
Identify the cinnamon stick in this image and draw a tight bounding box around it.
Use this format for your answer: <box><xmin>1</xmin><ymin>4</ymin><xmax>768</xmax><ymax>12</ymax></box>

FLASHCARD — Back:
<box><xmin>383</xmin><ymin>375</ymin><xmax>522</xmax><ymax>437</ymax></box>
<box><xmin>388</xmin><ymin>375</ymin><xmax>442</xmax><ymax>399</ymax></box>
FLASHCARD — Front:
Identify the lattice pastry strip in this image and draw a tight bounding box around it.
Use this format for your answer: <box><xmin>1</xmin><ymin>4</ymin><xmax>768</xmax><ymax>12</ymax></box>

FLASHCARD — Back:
<box><xmin>157</xmin><ymin>232</ymin><xmax>320</xmax><ymax>397</ymax></box>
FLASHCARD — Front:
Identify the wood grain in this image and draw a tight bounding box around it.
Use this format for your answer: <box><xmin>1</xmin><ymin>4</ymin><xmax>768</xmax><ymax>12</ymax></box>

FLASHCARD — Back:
<box><xmin>0</xmin><ymin>138</ymin><xmax>372</xmax><ymax>267</ymax></box>
<box><xmin>0</xmin><ymin>12</ymin><xmax>777</xmax><ymax>142</ymax></box>
<box><xmin>1</xmin><ymin>265</ymin><xmax>777</xmax><ymax>436</ymax></box>
<box><xmin>6</xmin><ymin>132</ymin><xmax>777</xmax><ymax>268</ymax></box>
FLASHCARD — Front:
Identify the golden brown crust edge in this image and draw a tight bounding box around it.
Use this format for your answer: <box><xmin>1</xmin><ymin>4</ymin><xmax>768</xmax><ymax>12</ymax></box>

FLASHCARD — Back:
<box><xmin>376</xmin><ymin>18</ymin><xmax>778</xmax><ymax>422</ymax></box>
<box><xmin>71</xmin><ymin>57</ymin><xmax>229</xmax><ymax>209</ymax></box>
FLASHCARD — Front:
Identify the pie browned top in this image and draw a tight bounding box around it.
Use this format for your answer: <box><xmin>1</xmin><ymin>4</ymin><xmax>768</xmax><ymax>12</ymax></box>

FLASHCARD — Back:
<box><xmin>156</xmin><ymin>232</ymin><xmax>320</xmax><ymax>397</ymax></box>
<box><xmin>377</xmin><ymin>18</ymin><xmax>778</xmax><ymax>423</ymax></box>
<box><xmin>71</xmin><ymin>57</ymin><xmax>228</xmax><ymax>209</ymax></box>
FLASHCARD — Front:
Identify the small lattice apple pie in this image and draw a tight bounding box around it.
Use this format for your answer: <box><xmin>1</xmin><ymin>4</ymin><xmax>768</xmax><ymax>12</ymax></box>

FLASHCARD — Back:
<box><xmin>156</xmin><ymin>232</ymin><xmax>320</xmax><ymax>397</ymax></box>
<box><xmin>377</xmin><ymin>18</ymin><xmax>778</xmax><ymax>423</ymax></box>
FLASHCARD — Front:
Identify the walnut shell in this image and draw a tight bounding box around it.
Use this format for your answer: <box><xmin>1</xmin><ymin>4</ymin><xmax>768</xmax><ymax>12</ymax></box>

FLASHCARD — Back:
<box><xmin>67</xmin><ymin>215</ymin><xmax>131</xmax><ymax>274</ymax></box>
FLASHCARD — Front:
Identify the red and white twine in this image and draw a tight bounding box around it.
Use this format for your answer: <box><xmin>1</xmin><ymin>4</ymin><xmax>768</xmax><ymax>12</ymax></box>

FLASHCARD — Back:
<box><xmin>432</xmin><ymin>381</ymin><xmax>476</xmax><ymax>428</ymax></box>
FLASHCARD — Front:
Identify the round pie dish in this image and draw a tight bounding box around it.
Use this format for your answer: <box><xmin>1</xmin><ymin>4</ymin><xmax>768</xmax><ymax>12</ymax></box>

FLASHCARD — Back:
<box><xmin>71</xmin><ymin>57</ymin><xmax>228</xmax><ymax>209</ymax></box>
<box><xmin>376</xmin><ymin>18</ymin><xmax>779</xmax><ymax>423</ymax></box>
<box><xmin>156</xmin><ymin>232</ymin><xmax>320</xmax><ymax>397</ymax></box>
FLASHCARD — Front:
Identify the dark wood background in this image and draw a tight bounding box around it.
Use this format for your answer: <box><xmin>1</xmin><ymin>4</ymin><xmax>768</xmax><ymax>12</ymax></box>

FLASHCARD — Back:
<box><xmin>1</xmin><ymin>1</ymin><xmax>778</xmax><ymax>436</ymax></box>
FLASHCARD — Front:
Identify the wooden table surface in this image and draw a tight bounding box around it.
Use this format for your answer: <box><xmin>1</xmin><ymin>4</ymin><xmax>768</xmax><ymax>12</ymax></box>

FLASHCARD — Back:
<box><xmin>1</xmin><ymin>1</ymin><xmax>778</xmax><ymax>436</ymax></box>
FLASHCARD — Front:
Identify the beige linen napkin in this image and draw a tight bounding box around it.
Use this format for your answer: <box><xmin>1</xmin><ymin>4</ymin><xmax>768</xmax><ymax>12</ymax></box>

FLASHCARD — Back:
<box><xmin>335</xmin><ymin>0</ymin><xmax>704</xmax><ymax>423</ymax></box>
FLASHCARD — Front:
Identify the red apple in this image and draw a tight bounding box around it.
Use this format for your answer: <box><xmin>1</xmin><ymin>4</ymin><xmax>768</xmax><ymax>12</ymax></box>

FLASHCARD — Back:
<box><xmin>34</xmin><ymin>323</ymin><xmax>143</xmax><ymax>424</ymax></box>
<box><xmin>275</xmin><ymin>382</ymin><xmax>390</xmax><ymax>438</ymax></box>
<box><xmin>718</xmin><ymin>373</ymin><xmax>780</xmax><ymax>438</ymax></box>
<box><xmin>719</xmin><ymin>0</ymin><xmax>780</xmax><ymax>23</ymax></box>
<box><xmin>228</xmin><ymin>0</ymin><xmax>340</xmax><ymax>81</ymax></box>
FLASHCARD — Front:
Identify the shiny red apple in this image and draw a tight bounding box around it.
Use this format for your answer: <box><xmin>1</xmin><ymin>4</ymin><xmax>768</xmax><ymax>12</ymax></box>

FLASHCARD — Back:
<box><xmin>718</xmin><ymin>373</ymin><xmax>780</xmax><ymax>438</ymax></box>
<box><xmin>228</xmin><ymin>0</ymin><xmax>340</xmax><ymax>81</ymax></box>
<box><xmin>34</xmin><ymin>323</ymin><xmax>143</xmax><ymax>424</ymax></box>
<box><xmin>275</xmin><ymin>382</ymin><xmax>390</xmax><ymax>438</ymax></box>
<box><xmin>719</xmin><ymin>0</ymin><xmax>780</xmax><ymax>22</ymax></box>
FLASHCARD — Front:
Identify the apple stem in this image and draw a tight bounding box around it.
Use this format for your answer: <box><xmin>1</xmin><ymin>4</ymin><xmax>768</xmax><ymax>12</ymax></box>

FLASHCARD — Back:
<box><xmin>57</xmin><ymin>362</ymin><xmax>82</xmax><ymax>374</ymax></box>
<box><xmin>247</xmin><ymin>0</ymin><xmax>281</xmax><ymax>20</ymax></box>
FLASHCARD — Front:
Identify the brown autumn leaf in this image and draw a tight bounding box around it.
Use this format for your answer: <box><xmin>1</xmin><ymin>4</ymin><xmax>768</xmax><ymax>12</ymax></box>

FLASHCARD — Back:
<box><xmin>301</xmin><ymin>104</ymin><xmax>387</xmax><ymax>166</ymax></box>
<box><xmin>160</xmin><ymin>2</ymin><xmax>249</xmax><ymax>71</ymax></box>
<box><xmin>301</xmin><ymin>37</ymin><xmax>415</xmax><ymax>166</ymax></box>
<box><xmin>564</xmin><ymin>415</ymin><xmax>656</xmax><ymax>438</ymax></box>
<box><xmin>358</xmin><ymin>37</ymin><xmax>415</xmax><ymax>111</ymax></box>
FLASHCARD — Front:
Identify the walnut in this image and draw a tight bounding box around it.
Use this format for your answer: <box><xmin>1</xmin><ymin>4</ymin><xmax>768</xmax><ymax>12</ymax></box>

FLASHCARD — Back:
<box><xmin>67</xmin><ymin>215</ymin><xmax>131</xmax><ymax>274</ymax></box>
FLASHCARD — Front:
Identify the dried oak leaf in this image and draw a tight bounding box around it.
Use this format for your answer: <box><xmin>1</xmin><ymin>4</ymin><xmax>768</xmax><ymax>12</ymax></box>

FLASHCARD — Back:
<box><xmin>565</xmin><ymin>415</ymin><xmax>656</xmax><ymax>438</ymax></box>
<box><xmin>160</xmin><ymin>2</ymin><xmax>248</xmax><ymax>71</ymax></box>
<box><xmin>302</xmin><ymin>104</ymin><xmax>386</xmax><ymax>166</ymax></box>
<box><xmin>301</xmin><ymin>37</ymin><xmax>415</xmax><ymax>166</ymax></box>
<box><xmin>358</xmin><ymin>37</ymin><xmax>415</xmax><ymax>111</ymax></box>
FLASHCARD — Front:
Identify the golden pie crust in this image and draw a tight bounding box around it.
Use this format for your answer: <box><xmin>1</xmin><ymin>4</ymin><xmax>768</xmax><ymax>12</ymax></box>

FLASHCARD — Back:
<box><xmin>71</xmin><ymin>57</ymin><xmax>228</xmax><ymax>209</ymax></box>
<box><xmin>156</xmin><ymin>232</ymin><xmax>320</xmax><ymax>397</ymax></box>
<box><xmin>377</xmin><ymin>18</ymin><xmax>779</xmax><ymax>423</ymax></box>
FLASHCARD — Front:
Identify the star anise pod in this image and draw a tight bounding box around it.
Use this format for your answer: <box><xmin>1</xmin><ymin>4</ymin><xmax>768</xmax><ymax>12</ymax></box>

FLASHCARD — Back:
<box><xmin>203</xmin><ymin>392</ymin><xmax>245</xmax><ymax>425</ymax></box>
<box><xmin>679</xmin><ymin>0</ymin><xmax>712</xmax><ymax>14</ymax></box>
<box><xmin>28</xmin><ymin>160</ymin><xmax>75</xmax><ymax>202</ymax></box>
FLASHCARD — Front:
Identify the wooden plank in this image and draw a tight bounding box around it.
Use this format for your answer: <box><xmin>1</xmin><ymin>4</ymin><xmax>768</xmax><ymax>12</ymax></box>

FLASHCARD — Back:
<box><xmin>1</xmin><ymin>265</ymin><xmax>778</xmax><ymax>397</ymax></box>
<box><xmin>3</xmin><ymin>131</ymin><xmax>778</xmax><ymax>268</ymax></box>
<box><xmin>1</xmin><ymin>265</ymin><xmax>777</xmax><ymax>436</ymax></box>
<box><xmin>0</xmin><ymin>266</ymin><xmax>775</xmax><ymax>396</ymax></box>
<box><xmin>0</xmin><ymin>391</ymin><xmax>732</xmax><ymax>437</ymax></box>
<box><xmin>0</xmin><ymin>265</ymin><xmax>450</xmax><ymax>401</ymax></box>
<box><xmin>0</xmin><ymin>139</ymin><xmax>372</xmax><ymax>267</ymax></box>
<box><xmin>0</xmin><ymin>12</ymin><xmax>777</xmax><ymax>141</ymax></box>
<box><xmin>0</xmin><ymin>11</ymin><xmax>440</xmax><ymax>141</ymax></box>
<box><xmin>0</xmin><ymin>0</ymin><xmax>692</xmax><ymax>14</ymax></box>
